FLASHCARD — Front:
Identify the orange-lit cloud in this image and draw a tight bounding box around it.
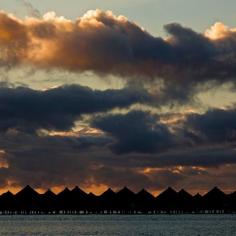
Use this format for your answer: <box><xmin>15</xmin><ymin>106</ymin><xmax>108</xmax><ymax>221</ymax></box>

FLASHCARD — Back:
<box><xmin>0</xmin><ymin>9</ymin><xmax>236</xmax><ymax>109</ymax></box>
<box><xmin>0</xmin><ymin>10</ymin><xmax>235</xmax><ymax>83</ymax></box>
<box><xmin>0</xmin><ymin>10</ymin><xmax>134</xmax><ymax>71</ymax></box>
<box><xmin>39</xmin><ymin>127</ymin><xmax>103</xmax><ymax>138</ymax></box>
<box><xmin>205</xmin><ymin>22</ymin><xmax>236</xmax><ymax>40</ymax></box>
<box><xmin>0</xmin><ymin>149</ymin><xmax>8</xmax><ymax>168</ymax></box>
<box><xmin>1</xmin><ymin>9</ymin><xmax>236</xmax><ymax>107</ymax></box>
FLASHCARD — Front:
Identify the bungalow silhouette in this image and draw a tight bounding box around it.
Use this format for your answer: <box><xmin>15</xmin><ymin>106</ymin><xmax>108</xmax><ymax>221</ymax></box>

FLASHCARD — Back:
<box><xmin>0</xmin><ymin>186</ymin><xmax>235</xmax><ymax>215</ymax></box>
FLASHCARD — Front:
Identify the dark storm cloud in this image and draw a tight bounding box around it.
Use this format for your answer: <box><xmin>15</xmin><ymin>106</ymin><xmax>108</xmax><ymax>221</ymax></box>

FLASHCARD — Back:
<box><xmin>0</xmin><ymin>85</ymin><xmax>150</xmax><ymax>133</ymax></box>
<box><xmin>91</xmin><ymin>145</ymin><xmax>236</xmax><ymax>191</ymax></box>
<box><xmin>184</xmin><ymin>108</ymin><xmax>236</xmax><ymax>143</ymax></box>
<box><xmin>0</xmin><ymin>130</ymin><xmax>114</xmax><ymax>189</ymax></box>
<box><xmin>89</xmin><ymin>106</ymin><xmax>236</xmax><ymax>155</ymax></box>
<box><xmin>1</xmin><ymin>100</ymin><xmax>236</xmax><ymax>191</ymax></box>
<box><xmin>92</xmin><ymin>110</ymin><xmax>175</xmax><ymax>154</ymax></box>
<box><xmin>1</xmin><ymin>131</ymin><xmax>236</xmax><ymax>192</ymax></box>
<box><xmin>1</xmin><ymin>105</ymin><xmax>236</xmax><ymax>191</ymax></box>
<box><xmin>95</xmin><ymin>145</ymin><xmax>236</xmax><ymax>169</ymax></box>
<box><xmin>152</xmin><ymin>147</ymin><xmax>236</xmax><ymax>167</ymax></box>
<box><xmin>93</xmin><ymin>166</ymin><xmax>151</xmax><ymax>190</ymax></box>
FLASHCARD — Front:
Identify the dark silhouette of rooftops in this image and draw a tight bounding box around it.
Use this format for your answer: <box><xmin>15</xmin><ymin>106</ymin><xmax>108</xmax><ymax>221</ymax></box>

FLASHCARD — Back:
<box><xmin>0</xmin><ymin>186</ymin><xmax>235</xmax><ymax>214</ymax></box>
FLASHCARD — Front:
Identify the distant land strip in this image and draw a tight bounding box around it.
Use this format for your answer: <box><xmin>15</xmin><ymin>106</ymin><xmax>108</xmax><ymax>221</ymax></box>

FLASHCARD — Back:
<box><xmin>0</xmin><ymin>186</ymin><xmax>236</xmax><ymax>215</ymax></box>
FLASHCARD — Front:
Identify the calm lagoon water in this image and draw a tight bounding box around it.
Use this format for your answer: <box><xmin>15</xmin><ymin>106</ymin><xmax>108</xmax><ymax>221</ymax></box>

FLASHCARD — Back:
<box><xmin>0</xmin><ymin>214</ymin><xmax>235</xmax><ymax>236</ymax></box>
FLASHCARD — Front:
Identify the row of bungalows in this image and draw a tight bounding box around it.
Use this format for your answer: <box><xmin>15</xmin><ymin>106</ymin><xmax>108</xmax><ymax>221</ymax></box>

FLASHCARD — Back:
<box><xmin>0</xmin><ymin>186</ymin><xmax>235</xmax><ymax>215</ymax></box>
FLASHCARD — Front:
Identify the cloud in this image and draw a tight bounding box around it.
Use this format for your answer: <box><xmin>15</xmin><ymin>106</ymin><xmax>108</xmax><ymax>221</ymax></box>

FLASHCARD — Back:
<box><xmin>0</xmin><ymin>103</ymin><xmax>236</xmax><ymax>192</ymax></box>
<box><xmin>0</xmin><ymin>10</ymin><xmax>235</xmax><ymax>103</ymax></box>
<box><xmin>184</xmin><ymin>108</ymin><xmax>236</xmax><ymax>143</ymax></box>
<box><xmin>1</xmin><ymin>9</ymin><xmax>236</xmax><ymax>193</ymax></box>
<box><xmin>96</xmin><ymin>145</ymin><xmax>236</xmax><ymax>169</ymax></box>
<box><xmin>0</xmin><ymin>130</ymin><xmax>236</xmax><ymax>193</ymax></box>
<box><xmin>92</xmin><ymin>110</ymin><xmax>176</xmax><ymax>154</ymax></box>
<box><xmin>91</xmin><ymin>107</ymin><xmax>236</xmax><ymax>154</ymax></box>
<box><xmin>0</xmin><ymin>84</ymin><xmax>150</xmax><ymax>133</ymax></box>
<box><xmin>0</xmin><ymin>132</ymin><xmax>102</xmax><ymax>189</ymax></box>
<box><xmin>205</xmin><ymin>22</ymin><xmax>236</xmax><ymax>40</ymax></box>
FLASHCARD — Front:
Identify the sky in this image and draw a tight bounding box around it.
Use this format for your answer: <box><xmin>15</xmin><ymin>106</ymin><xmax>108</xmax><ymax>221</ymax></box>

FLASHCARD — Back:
<box><xmin>2</xmin><ymin>0</ymin><xmax>236</xmax><ymax>35</ymax></box>
<box><xmin>0</xmin><ymin>0</ymin><xmax>236</xmax><ymax>195</ymax></box>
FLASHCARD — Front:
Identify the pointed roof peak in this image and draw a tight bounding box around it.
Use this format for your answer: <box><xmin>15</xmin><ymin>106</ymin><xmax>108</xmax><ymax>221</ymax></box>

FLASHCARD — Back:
<box><xmin>213</xmin><ymin>186</ymin><xmax>221</xmax><ymax>191</ymax></box>
<box><xmin>24</xmin><ymin>185</ymin><xmax>33</xmax><ymax>190</ymax></box>
<box><xmin>179</xmin><ymin>189</ymin><xmax>191</xmax><ymax>194</ymax></box>
<box><xmin>105</xmin><ymin>188</ymin><xmax>115</xmax><ymax>193</ymax></box>
<box><xmin>157</xmin><ymin>187</ymin><xmax>178</xmax><ymax>199</ymax></box>
<box><xmin>117</xmin><ymin>187</ymin><xmax>135</xmax><ymax>197</ymax></box>
<box><xmin>57</xmin><ymin>187</ymin><xmax>71</xmax><ymax>196</ymax></box>
<box><xmin>2</xmin><ymin>190</ymin><xmax>14</xmax><ymax>197</ymax></box>
<box><xmin>178</xmin><ymin>189</ymin><xmax>192</xmax><ymax>198</ymax></box>
<box><xmin>21</xmin><ymin>185</ymin><xmax>36</xmax><ymax>192</ymax></box>
<box><xmin>137</xmin><ymin>188</ymin><xmax>154</xmax><ymax>199</ymax></box>
<box><xmin>88</xmin><ymin>192</ymin><xmax>97</xmax><ymax>198</ymax></box>
<box><xmin>100</xmin><ymin>188</ymin><xmax>115</xmax><ymax>198</ymax></box>
<box><xmin>139</xmin><ymin>188</ymin><xmax>147</xmax><ymax>192</ymax></box>
<box><xmin>71</xmin><ymin>186</ymin><xmax>87</xmax><ymax>195</ymax></box>
<box><xmin>44</xmin><ymin>189</ymin><xmax>56</xmax><ymax>197</ymax></box>
<box><xmin>138</xmin><ymin>188</ymin><xmax>150</xmax><ymax>194</ymax></box>
<box><xmin>167</xmin><ymin>186</ymin><xmax>176</xmax><ymax>191</ymax></box>
<box><xmin>72</xmin><ymin>186</ymin><xmax>82</xmax><ymax>191</ymax></box>
<box><xmin>118</xmin><ymin>186</ymin><xmax>134</xmax><ymax>193</ymax></box>
<box><xmin>179</xmin><ymin>188</ymin><xmax>186</xmax><ymax>192</ymax></box>
<box><xmin>210</xmin><ymin>186</ymin><xmax>224</xmax><ymax>194</ymax></box>
<box><xmin>16</xmin><ymin>185</ymin><xmax>39</xmax><ymax>197</ymax></box>
<box><xmin>62</xmin><ymin>187</ymin><xmax>71</xmax><ymax>193</ymax></box>
<box><xmin>204</xmin><ymin>186</ymin><xmax>225</xmax><ymax>197</ymax></box>
<box><xmin>123</xmin><ymin>186</ymin><xmax>129</xmax><ymax>190</ymax></box>
<box><xmin>64</xmin><ymin>187</ymin><xmax>70</xmax><ymax>190</ymax></box>
<box><xmin>165</xmin><ymin>187</ymin><xmax>177</xmax><ymax>193</ymax></box>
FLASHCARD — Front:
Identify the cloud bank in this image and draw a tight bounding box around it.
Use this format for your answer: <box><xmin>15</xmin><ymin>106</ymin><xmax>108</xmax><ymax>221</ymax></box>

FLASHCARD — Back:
<box><xmin>1</xmin><ymin>101</ymin><xmax>236</xmax><ymax>193</ymax></box>
<box><xmin>0</xmin><ymin>8</ymin><xmax>236</xmax><ymax>193</ymax></box>
<box><xmin>0</xmin><ymin>84</ymin><xmax>150</xmax><ymax>133</ymax></box>
<box><xmin>0</xmin><ymin>11</ymin><xmax>236</xmax><ymax>89</ymax></box>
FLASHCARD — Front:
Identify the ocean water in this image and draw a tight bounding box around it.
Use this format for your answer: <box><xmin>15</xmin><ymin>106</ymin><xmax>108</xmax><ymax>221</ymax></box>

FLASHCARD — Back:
<box><xmin>0</xmin><ymin>215</ymin><xmax>235</xmax><ymax>236</ymax></box>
